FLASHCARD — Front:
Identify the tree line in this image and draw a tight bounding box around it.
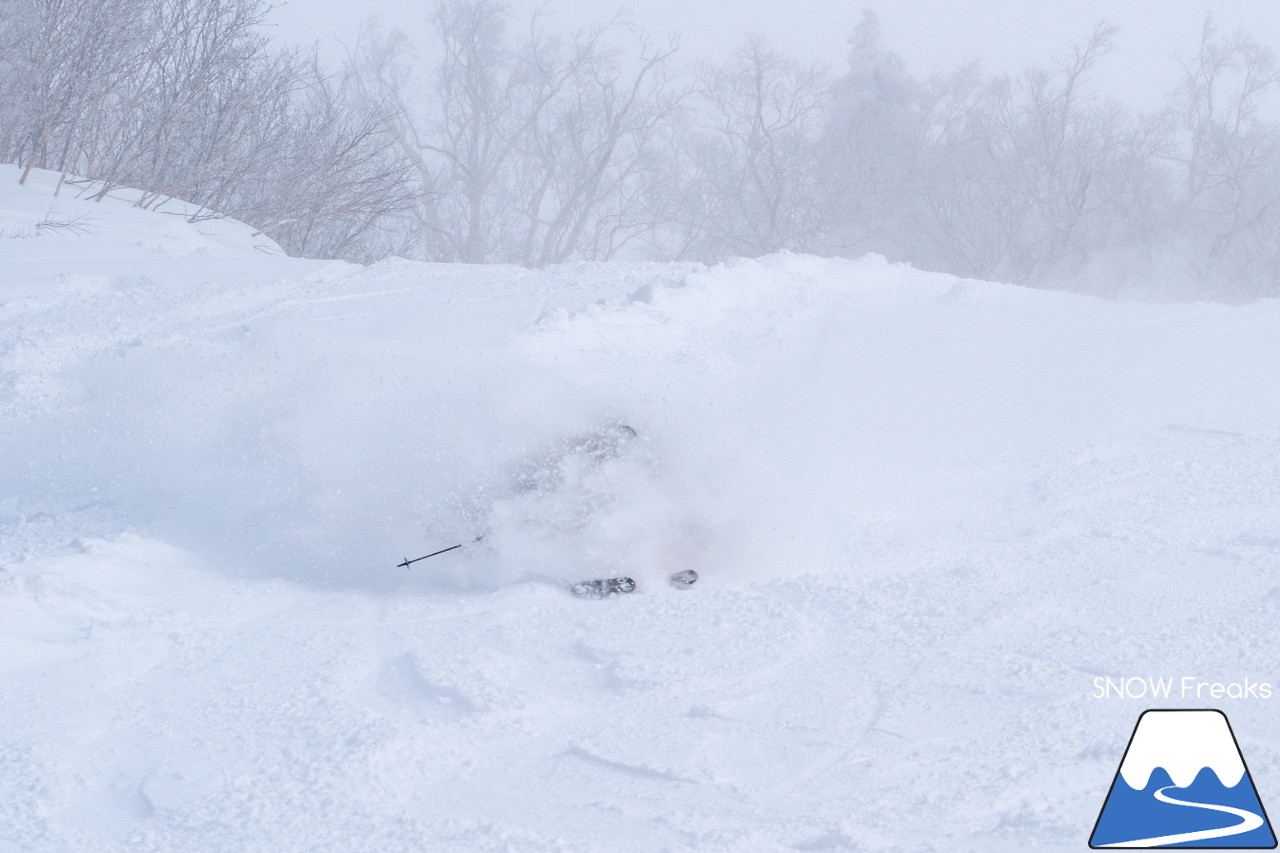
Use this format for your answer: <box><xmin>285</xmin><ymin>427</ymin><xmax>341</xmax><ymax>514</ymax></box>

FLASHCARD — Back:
<box><xmin>4</xmin><ymin>0</ymin><xmax>1280</xmax><ymax>298</ymax></box>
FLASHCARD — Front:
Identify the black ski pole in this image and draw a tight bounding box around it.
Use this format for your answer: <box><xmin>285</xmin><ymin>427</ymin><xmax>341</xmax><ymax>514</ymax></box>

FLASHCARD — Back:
<box><xmin>398</xmin><ymin>544</ymin><xmax>462</xmax><ymax>568</ymax></box>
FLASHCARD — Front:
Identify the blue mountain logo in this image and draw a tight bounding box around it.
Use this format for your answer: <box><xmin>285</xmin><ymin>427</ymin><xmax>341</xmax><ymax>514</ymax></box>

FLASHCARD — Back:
<box><xmin>1091</xmin><ymin>709</ymin><xmax>1276</xmax><ymax>848</ymax></box>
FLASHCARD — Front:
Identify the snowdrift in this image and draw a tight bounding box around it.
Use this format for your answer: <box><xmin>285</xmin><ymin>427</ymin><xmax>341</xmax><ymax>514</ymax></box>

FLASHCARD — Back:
<box><xmin>0</xmin><ymin>164</ymin><xmax>282</xmax><ymax>259</ymax></box>
<box><xmin>4</xmin><ymin>171</ymin><xmax>1280</xmax><ymax>850</ymax></box>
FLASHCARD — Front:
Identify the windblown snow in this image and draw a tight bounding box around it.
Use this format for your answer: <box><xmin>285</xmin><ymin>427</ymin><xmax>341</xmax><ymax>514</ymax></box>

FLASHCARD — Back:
<box><xmin>4</xmin><ymin>168</ymin><xmax>1280</xmax><ymax>851</ymax></box>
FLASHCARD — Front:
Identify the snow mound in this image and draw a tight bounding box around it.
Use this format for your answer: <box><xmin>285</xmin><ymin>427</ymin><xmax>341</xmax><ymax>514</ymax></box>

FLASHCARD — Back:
<box><xmin>5</xmin><ymin>236</ymin><xmax>1280</xmax><ymax>849</ymax></box>
<box><xmin>0</xmin><ymin>164</ymin><xmax>282</xmax><ymax>259</ymax></box>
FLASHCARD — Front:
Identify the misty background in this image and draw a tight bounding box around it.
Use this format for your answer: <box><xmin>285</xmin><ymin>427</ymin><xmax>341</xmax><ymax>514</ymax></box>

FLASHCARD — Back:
<box><xmin>4</xmin><ymin>0</ymin><xmax>1280</xmax><ymax>298</ymax></box>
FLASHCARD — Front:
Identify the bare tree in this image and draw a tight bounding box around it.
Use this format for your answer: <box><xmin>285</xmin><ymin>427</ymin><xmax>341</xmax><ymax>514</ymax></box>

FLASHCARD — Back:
<box><xmin>1161</xmin><ymin>15</ymin><xmax>1280</xmax><ymax>295</ymax></box>
<box><xmin>6</xmin><ymin>0</ymin><xmax>150</xmax><ymax>185</ymax></box>
<box><xmin>673</xmin><ymin>35</ymin><xmax>830</xmax><ymax>260</ymax></box>
<box><xmin>508</xmin><ymin>25</ymin><xmax>681</xmax><ymax>266</ymax></box>
<box><xmin>357</xmin><ymin>0</ymin><xmax>680</xmax><ymax>265</ymax></box>
<box><xmin>0</xmin><ymin>0</ymin><xmax>417</xmax><ymax>260</ymax></box>
<box><xmin>885</xmin><ymin>21</ymin><xmax>1155</xmax><ymax>287</ymax></box>
<box><xmin>83</xmin><ymin>0</ymin><xmax>275</xmax><ymax>203</ymax></box>
<box><xmin>232</xmin><ymin>58</ymin><xmax>421</xmax><ymax>261</ymax></box>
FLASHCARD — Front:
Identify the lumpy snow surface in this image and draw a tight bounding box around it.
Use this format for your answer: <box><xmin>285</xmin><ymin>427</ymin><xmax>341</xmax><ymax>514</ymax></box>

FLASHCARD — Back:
<box><xmin>3</xmin><ymin>171</ymin><xmax>1280</xmax><ymax>850</ymax></box>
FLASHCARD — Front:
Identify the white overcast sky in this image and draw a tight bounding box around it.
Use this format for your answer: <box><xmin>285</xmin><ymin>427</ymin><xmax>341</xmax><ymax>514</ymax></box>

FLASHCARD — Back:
<box><xmin>268</xmin><ymin>0</ymin><xmax>1280</xmax><ymax>109</ymax></box>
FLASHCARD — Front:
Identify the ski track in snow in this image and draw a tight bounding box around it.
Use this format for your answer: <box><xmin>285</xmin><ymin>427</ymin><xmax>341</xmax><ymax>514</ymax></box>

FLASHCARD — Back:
<box><xmin>4</xmin><ymin>170</ymin><xmax>1280</xmax><ymax>850</ymax></box>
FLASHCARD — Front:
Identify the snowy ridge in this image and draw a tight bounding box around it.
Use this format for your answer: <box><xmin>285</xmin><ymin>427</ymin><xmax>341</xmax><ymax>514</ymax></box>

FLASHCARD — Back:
<box><xmin>0</xmin><ymin>164</ymin><xmax>282</xmax><ymax>258</ymax></box>
<box><xmin>1118</xmin><ymin>710</ymin><xmax>1247</xmax><ymax>790</ymax></box>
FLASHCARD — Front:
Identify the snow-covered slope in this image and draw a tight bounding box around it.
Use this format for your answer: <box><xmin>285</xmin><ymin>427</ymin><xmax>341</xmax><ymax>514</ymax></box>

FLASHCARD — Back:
<box><xmin>0</xmin><ymin>165</ymin><xmax>282</xmax><ymax>259</ymax></box>
<box><xmin>4</xmin><ymin>172</ymin><xmax>1280</xmax><ymax>851</ymax></box>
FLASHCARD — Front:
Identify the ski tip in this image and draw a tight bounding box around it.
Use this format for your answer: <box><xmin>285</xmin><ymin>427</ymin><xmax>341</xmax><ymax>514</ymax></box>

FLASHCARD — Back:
<box><xmin>571</xmin><ymin>576</ymin><xmax>637</xmax><ymax>599</ymax></box>
<box><xmin>669</xmin><ymin>570</ymin><xmax>698</xmax><ymax>588</ymax></box>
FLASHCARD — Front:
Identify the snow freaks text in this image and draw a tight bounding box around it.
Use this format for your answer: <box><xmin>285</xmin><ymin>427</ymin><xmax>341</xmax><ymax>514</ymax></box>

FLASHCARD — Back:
<box><xmin>1092</xmin><ymin>677</ymin><xmax>1274</xmax><ymax>701</ymax></box>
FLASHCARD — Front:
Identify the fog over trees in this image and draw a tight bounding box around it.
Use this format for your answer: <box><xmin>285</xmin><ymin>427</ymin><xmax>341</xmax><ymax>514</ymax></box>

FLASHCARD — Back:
<box><xmin>4</xmin><ymin>0</ymin><xmax>1280</xmax><ymax>297</ymax></box>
